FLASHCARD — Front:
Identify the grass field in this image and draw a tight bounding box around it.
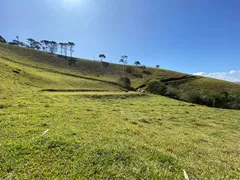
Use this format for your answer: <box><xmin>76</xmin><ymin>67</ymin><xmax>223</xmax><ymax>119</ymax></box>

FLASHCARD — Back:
<box><xmin>1</xmin><ymin>92</ymin><xmax>239</xmax><ymax>179</ymax></box>
<box><xmin>0</xmin><ymin>43</ymin><xmax>240</xmax><ymax>179</ymax></box>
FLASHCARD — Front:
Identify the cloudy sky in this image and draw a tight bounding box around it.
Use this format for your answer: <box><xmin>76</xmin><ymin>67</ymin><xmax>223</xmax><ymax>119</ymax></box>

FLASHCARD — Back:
<box><xmin>193</xmin><ymin>70</ymin><xmax>240</xmax><ymax>82</ymax></box>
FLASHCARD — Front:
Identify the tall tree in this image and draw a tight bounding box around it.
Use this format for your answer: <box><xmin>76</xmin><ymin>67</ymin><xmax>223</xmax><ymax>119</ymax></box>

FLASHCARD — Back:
<box><xmin>59</xmin><ymin>42</ymin><xmax>65</xmax><ymax>55</ymax></box>
<box><xmin>49</xmin><ymin>41</ymin><xmax>58</xmax><ymax>54</ymax></box>
<box><xmin>16</xmin><ymin>36</ymin><xmax>26</xmax><ymax>47</ymax></box>
<box><xmin>0</xmin><ymin>35</ymin><xmax>7</xmax><ymax>43</ymax></box>
<box><xmin>63</xmin><ymin>43</ymin><xmax>68</xmax><ymax>56</ymax></box>
<box><xmin>26</xmin><ymin>38</ymin><xmax>41</xmax><ymax>50</ymax></box>
<box><xmin>134</xmin><ymin>61</ymin><xmax>141</xmax><ymax>66</ymax></box>
<box><xmin>34</xmin><ymin>41</ymin><xmax>41</xmax><ymax>50</ymax></box>
<box><xmin>119</xmin><ymin>55</ymin><xmax>128</xmax><ymax>66</ymax></box>
<box><xmin>27</xmin><ymin>38</ymin><xmax>37</xmax><ymax>48</ymax></box>
<box><xmin>99</xmin><ymin>54</ymin><xmax>106</xmax><ymax>61</ymax></box>
<box><xmin>68</xmin><ymin>42</ymin><xmax>75</xmax><ymax>57</ymax></box>
<box><xmin>40</xmin><ymin>40</ymin><xmax>50</xmax><ymax>52</ymax></box>
<box><xmin>9</xmin><ymin>36</ymin><xmax>25</xmax><ymax>46</ymax></box>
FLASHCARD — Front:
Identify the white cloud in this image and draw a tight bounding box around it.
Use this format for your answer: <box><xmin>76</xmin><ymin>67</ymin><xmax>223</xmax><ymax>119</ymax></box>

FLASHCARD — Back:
<box><xmin>193</xmin><ymin>70</ymin><xmax>240</xmax><ymax>82</ymax></box>
<box><xmin>230</xmin><ymin>70</ymin><xmax>240</xmax><ymax>75</ymax></box>
<box><xmin>193</xmin><ymin>72</ymin><xmax>205</xmax><ymax>76</ymax></box>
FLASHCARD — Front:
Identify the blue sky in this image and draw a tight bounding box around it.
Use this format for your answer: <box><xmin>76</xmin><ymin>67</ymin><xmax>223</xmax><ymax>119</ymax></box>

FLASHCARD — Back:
<box><xmin>1</xmin><ymin>0</ymin><xmax>240</xmax><ymax>81</ymax></box>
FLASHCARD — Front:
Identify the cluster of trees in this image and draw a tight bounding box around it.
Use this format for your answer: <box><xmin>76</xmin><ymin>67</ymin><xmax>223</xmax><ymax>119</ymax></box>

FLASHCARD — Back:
<box><xmin>144</xmin><ymin>80</ymin><xmax>240</xmax><ymax>109</ymax></box>
<box><xmin>1</xmin><ymin>35</ymin><xmax>162</xmax><ymax>68</ymax></box>
<box><xmin>162</xmin><ymin>83</ymin><xmax>240</xmax><ymax>109</ymax></box>
<box><xmin>0</xmin><ymin>35</ymin><xmax>7</xmax><ymax>43</ymax></box>
<box><xmin>0</xmin><ymin>35</ymin><xmax>75</xmax><ymax>57</ymax></box>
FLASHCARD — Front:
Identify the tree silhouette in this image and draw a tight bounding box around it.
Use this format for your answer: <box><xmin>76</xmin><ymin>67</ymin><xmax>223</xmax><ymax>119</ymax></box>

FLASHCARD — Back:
<box><xmin>68</xmin><ymin>42</ymin><xmax>75</xmax><ymax>57</ymax></box>
<box><xmin>63</xmin><ymin>43</ymin><xmax>68</xmax><ymax>56</ymax></box>
<box><xmin>0</xmin><ymin>35</ymin><xmax>7</xmax><ymax>43</ymax></box>
<box><xmin>27</xmin><ymin>38</ymin><xmax>41</xmax><ymax>50</ymax></box>
<box><xmin>59</xmin><ymin>43</ymin><xmax>65</xmax><ymax>55</ymax></box>
<box><xmin>35</xmin><ymin>41</ymin><xmax>41</xmax><ymax>50</ymax></box>
<box><xmin>99</xmin><ymin>54</ymin><xmax>106</xmax><ymax>61</ymax></box>
<box><xmin>27</xmin><ymin>38</ymin><xmax>36</xmax><ymax>48</ymax></box>
<box><xmin>41</xmin><ymin>40</ymin><xmax>50</xmax><ymax>52</ymax></box>
<box><xmin>11</xmin><ymin>40</ymin><xmax>20</xmax><ymax>46</ymax></box>
<box><xmin>134</xmin><ymin>61</ymin><xmax>141</xmax><ymax>66</ymax></box>
<box><xmin>49</xmin><ymin>41</ymin><xmax>58</xmax><ymax>54</ymax></box>
<box><xmin>9</xmin><ymin>36</ymin><xmax>21</xmax><ymax>46</ymax></box>
<box><xmin>119</xmin><ymin>55</ymin><xmax>128</xmax><ymax>66</ymax></box>
<box><xmin>15</xmin><ymin>36</ymin><xmax>25</xmax><ymax>47</ymax></box>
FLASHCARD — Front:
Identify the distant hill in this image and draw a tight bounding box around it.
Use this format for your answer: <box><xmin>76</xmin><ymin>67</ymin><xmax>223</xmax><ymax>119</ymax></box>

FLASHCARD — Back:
<box><xmin>0</xmin><ymin>42</ymin><xmax>239</xmax><ymax>109</ymax></box>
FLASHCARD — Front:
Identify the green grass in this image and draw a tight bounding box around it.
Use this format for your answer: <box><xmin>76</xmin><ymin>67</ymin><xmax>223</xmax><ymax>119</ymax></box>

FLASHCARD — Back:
<box><xmin>0</xmin><ymin>43</ymin><xmax>240</xmax><ymax>179</ymax></box>
<box><xmin>0</xmin><ymin>43</ymin><xmax>189</xmax><ymax>88</ymax></box>
<box><xmin>1</xmin><ymin>93</ymin><xmax>239</xmax><ymax>179</ymax></box>
<box><xmin>189</xmin><ymin>77</ymin><xmax>240</xmax><ymax>95</ymax></box>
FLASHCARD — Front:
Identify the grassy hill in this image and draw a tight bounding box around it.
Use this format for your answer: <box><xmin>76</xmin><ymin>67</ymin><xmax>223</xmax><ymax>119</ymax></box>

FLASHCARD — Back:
<box><xmin>0</xmin><ymin>43</ymin><xmax>189</xmax><ymax>88</ymax></box>
<box><xmin>1</xmin><ymin>43</ymin><xmax>239</xmax><ymax>109</ymax></box>
<box><xmin>0</xmin><ymin>43</ymin><xmax>240</xmax><ymax>179</ymax></box>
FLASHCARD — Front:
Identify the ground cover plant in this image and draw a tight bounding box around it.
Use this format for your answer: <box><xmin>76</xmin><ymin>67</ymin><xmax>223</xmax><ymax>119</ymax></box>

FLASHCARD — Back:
<box><xmin>1</xmin><ymin>91</ymin><xmax>239</xmax><ymax>179</ymax></box>
<box><xmin>0</xmin><ymin>42</ymin><xmax>240</xmax><ymax>179</ymax></box>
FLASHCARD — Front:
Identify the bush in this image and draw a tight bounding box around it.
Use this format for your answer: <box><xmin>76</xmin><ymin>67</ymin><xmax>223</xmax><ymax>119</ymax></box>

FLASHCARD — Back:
<box><xmin>163</xmin><ymin>82</ymin><xmax>240</xmax><ymax>109</ymax></box>
<box><xmin>119</xmin><ymin>76</ymin><xmax>131</xmax><ymax>89</ymax></box>
<box><xmin>165</xmin><ymin>86</ymin><xmax>178</xmax><ymax>99</ymax></box>
<box><xmin>227</xmin><ymin>93</ymin><xmax>240</xmax><ymax>109</ymax></box>
<box><xmin>200</xmin><ymin>91</ymin><xmax>231</xmax><ymax>108</ymax></box>
<box><xmin>180</xmin><ymin>89</ymin><xmax>201</xmax><ymax>103</ymax></box>
<box><xmin>146</xmin><ymin>79</ymin><xmax>166</xmax><ymax>95</ymax></box>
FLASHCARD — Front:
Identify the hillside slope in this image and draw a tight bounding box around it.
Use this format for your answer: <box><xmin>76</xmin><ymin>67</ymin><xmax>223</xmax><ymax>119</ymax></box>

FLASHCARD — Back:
<box><xmin>0</xmin><ymin>43</ymin><xmax>240</xmax><ymax>179</ymax></box>
<box><xmin>1</xmin><ymin>43</ymin><xmax>239</xmax><ymax>109</ymax></box>
<box><xmin>0</xmin><ymin>43</ymin><xmax>190</xmax><ymax>88</ymax></box>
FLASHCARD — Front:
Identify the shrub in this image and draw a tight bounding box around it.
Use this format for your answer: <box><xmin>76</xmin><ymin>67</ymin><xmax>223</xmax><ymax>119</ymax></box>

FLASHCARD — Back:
<box><xmin>165</xmin><ymin>86</ymin><xmax>178</xmax><ymax>99</ymax></box>
<box><xmin>180</xmin><ymin>89</ymin><xmax>201</xmax><ymax>103</ymax></box>
<box><xmin>119</xmin><ymin>76</ymin><xmax>131</xmax><ymax>89</ymax></box>
<box><xmin>146</xmin><ymin>79</ymin><xmax>166</xmax><ymax>95</ymax></box>
<box><xmin>227</xmin><ymin>93</ymin><xmax>240</xmax><ymax>109</ymax></box>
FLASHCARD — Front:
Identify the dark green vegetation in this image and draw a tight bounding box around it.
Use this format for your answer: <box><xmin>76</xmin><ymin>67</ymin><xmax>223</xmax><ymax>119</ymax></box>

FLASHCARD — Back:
<box><xmin>0</xmin><ymin>36</ymin><xmax>7</xmax><ymax>43</ymax></box>
<box><xmin>164</xmin><ymin>78</ymin><xmax>240</xmax><ymax>109</ymax></box>
<box><xmin>0</xmin><ymin>43</ymin><xmax>240</xmax><ymax>179</ymax></box>
<box><xmin>146</xmin><ymin>79</ymin><xmax>167</xmax><ymax>95</ymax></box>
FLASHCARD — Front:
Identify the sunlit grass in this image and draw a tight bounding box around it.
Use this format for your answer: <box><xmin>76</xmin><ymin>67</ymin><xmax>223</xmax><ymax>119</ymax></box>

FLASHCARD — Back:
<box><xmin>0</xmin><ymin>43</ymin><xmax>240</xmax><ymax>179</ymax></box>
<box><xmin>1</xmin><ymin>93</ymin><xmax>239</xmax><ymax>179</ymax></box>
